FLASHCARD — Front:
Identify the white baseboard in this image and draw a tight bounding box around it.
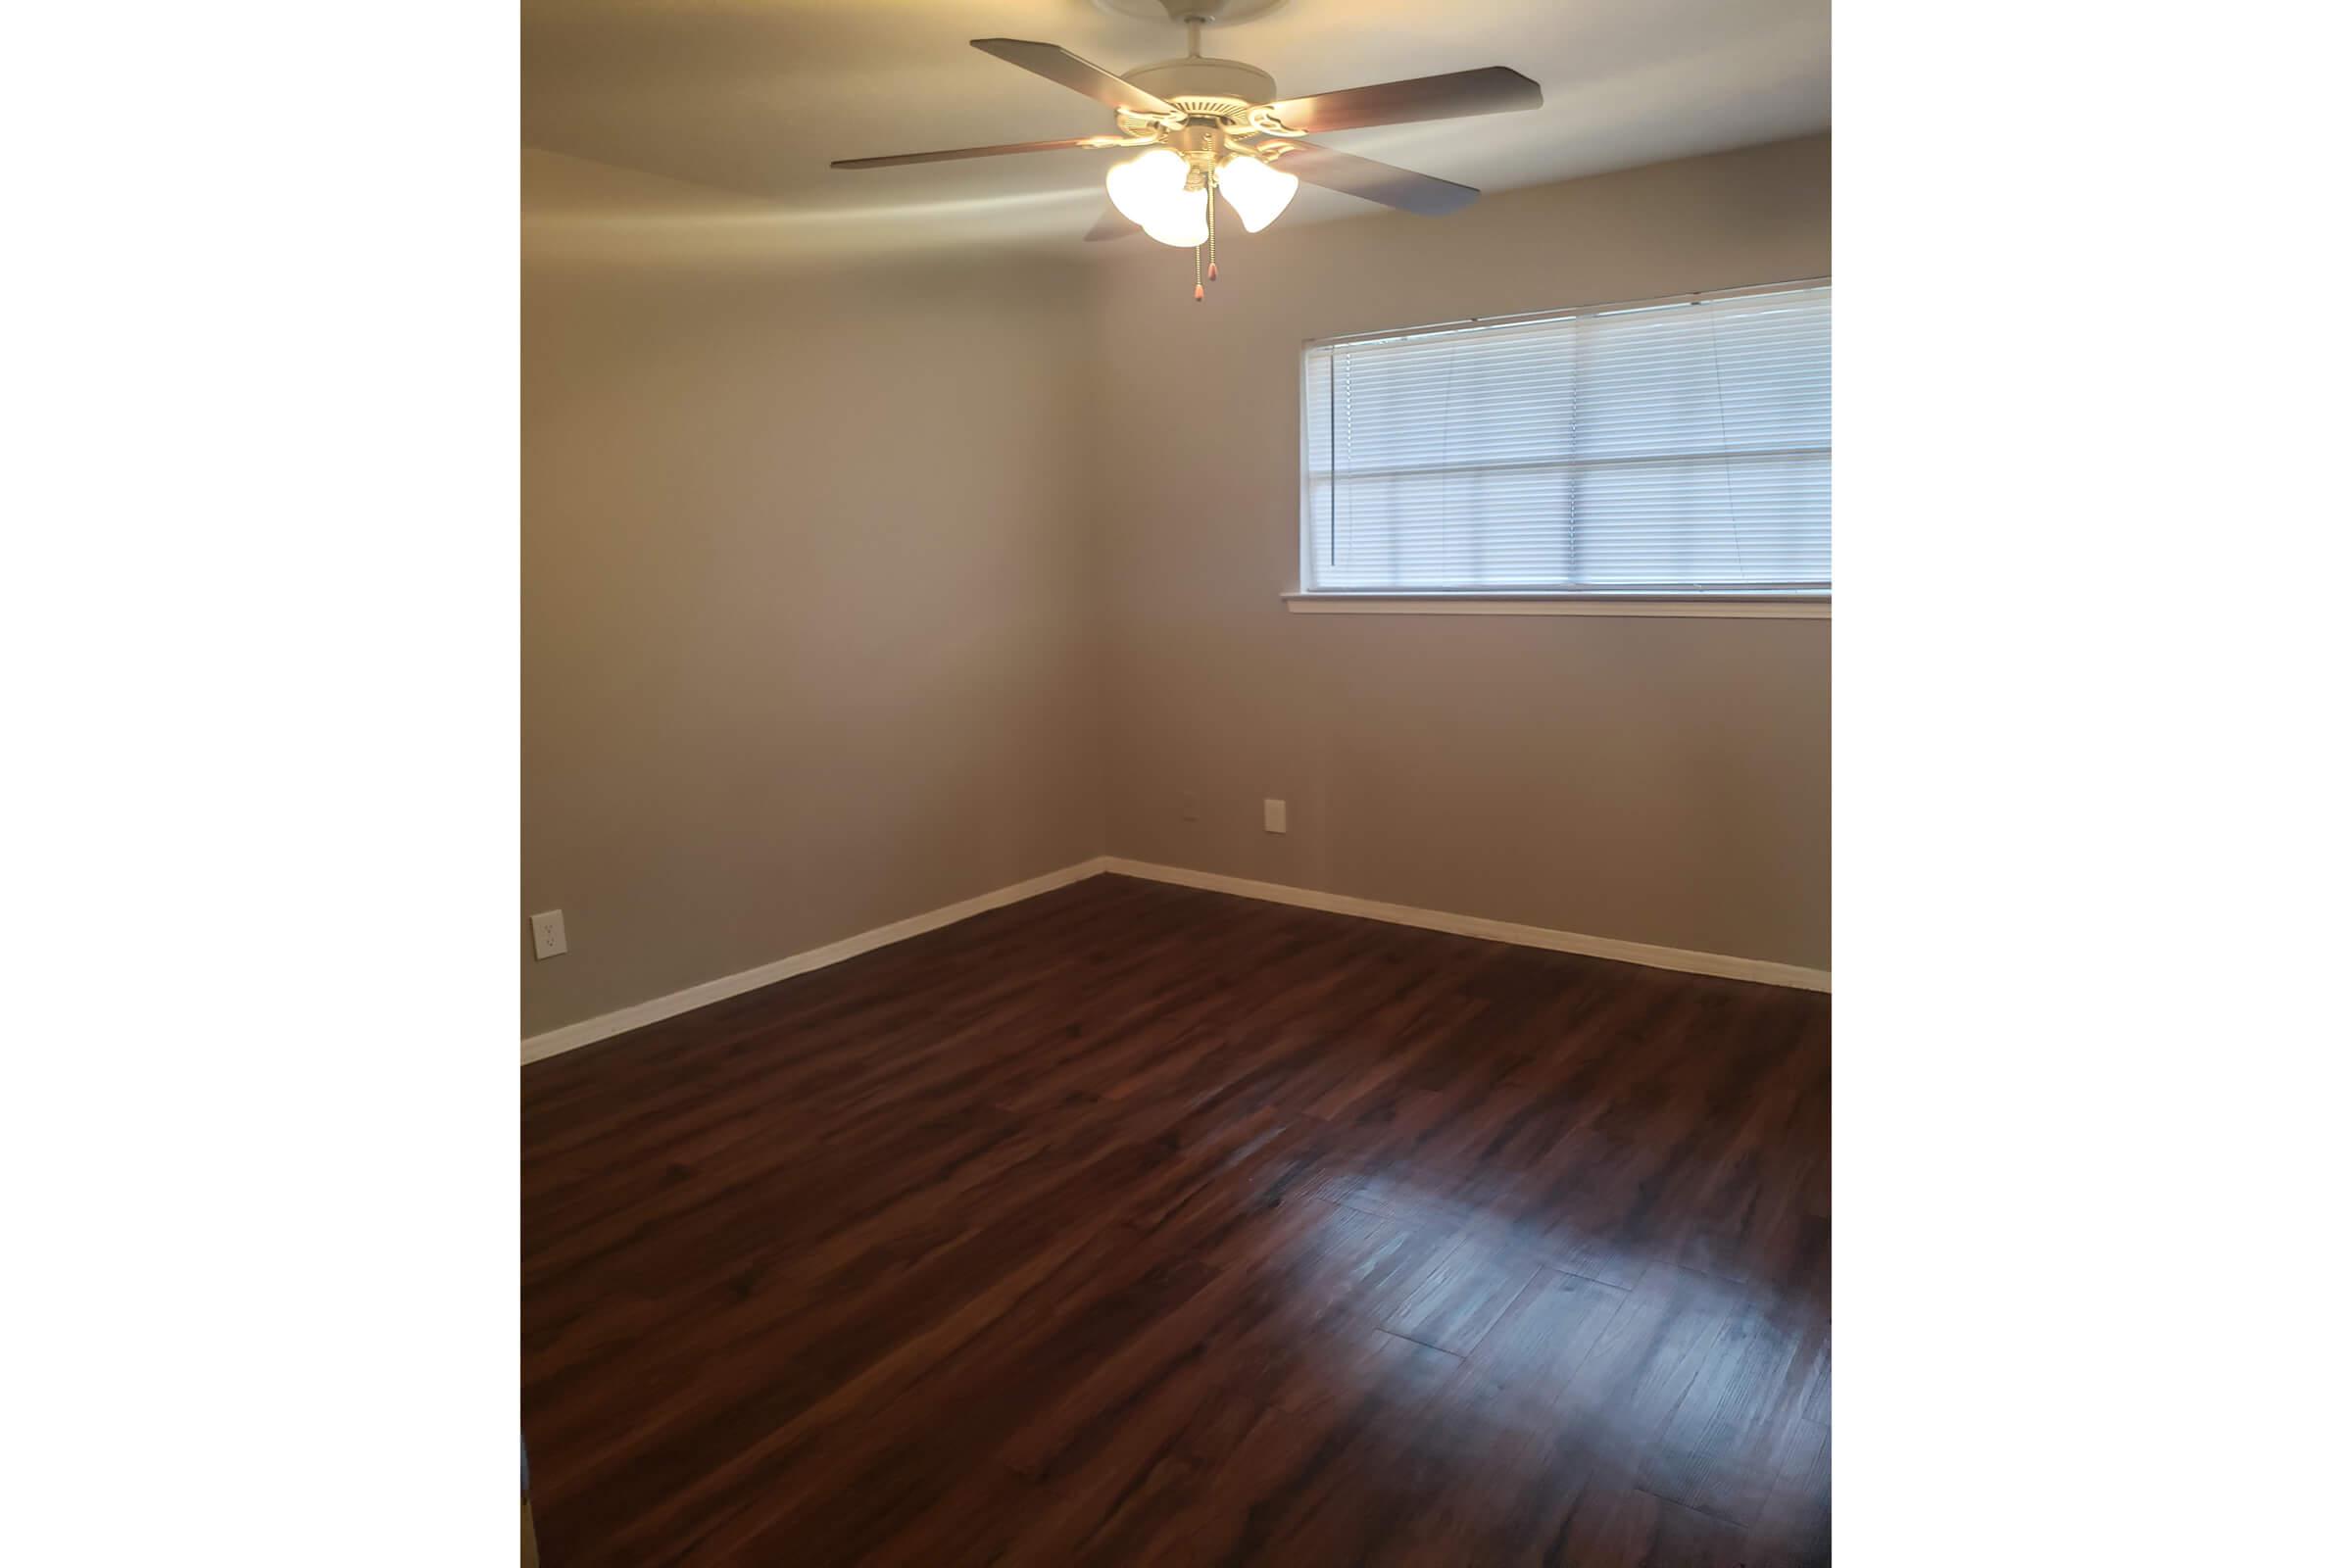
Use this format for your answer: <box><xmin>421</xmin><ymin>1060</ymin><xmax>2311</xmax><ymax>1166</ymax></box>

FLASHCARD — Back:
<box><xmin>1100</xmin><ymin>858</ymin><xmax>1832</xmax><ymax>993</ymax></box>
<box><xmin>522</xmin><ymin>853</ymin><xmax>1828</xmax><ymax>1065</ymax></box>
<box><xmin>519</xmin><ymin>858</ymin><xmax>1112</xmax><ymax>1065</ymax></box>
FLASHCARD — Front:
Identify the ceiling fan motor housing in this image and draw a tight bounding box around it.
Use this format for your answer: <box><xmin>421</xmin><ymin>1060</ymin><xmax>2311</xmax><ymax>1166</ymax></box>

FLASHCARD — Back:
<box><xmin>1093</xmin><ymin>0</ymin><xmax>1293</xmax><ymax>24</ymax></box>
<box><xmin>1121</xmin><ymin>57</ymin><xmax>1277</xmax><ymax>122</ymax></box>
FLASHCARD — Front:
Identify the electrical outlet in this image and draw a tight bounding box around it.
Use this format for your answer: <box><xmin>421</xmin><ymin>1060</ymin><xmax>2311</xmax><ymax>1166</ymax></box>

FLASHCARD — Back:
<box><xmin>1179</xmin><ymin>791</ymin><xmax>1200</xmax><ymax>822</ymax></box>
<box><xmin>530</xmin><ymin>909</ymin><xmax>568</xmax><ymax>960</ymax></box>
<box><xmin>1263</xmin><ymin>799</ymin><xmax>1288</xmax><ymax>834</ymax></box>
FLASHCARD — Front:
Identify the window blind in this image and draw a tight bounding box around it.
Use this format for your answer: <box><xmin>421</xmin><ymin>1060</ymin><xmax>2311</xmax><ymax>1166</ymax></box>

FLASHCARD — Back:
<box><xmin>1300</xmin><ymin>283</ymin><xmax>1830</xmax><ymax>596</ymax></box>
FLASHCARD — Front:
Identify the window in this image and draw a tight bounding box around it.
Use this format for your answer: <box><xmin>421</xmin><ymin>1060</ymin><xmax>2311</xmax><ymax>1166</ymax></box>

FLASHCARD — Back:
<box><xmin>1299</xmin><ymin>282</ymin><xmax>1830</xmax><ymax>600</ymax></box>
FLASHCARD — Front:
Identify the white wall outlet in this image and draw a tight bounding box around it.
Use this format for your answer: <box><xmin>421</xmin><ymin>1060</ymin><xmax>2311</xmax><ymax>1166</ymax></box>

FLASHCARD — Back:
<box><xmin>1263</xmin><ymin>798</ymin><xmax>1288</xmax><ymax>834</ymax></box>
<box><xmin>530</xmin><ymin>909</ymin><xmax>568</xmax><ymax>960</ymax></box>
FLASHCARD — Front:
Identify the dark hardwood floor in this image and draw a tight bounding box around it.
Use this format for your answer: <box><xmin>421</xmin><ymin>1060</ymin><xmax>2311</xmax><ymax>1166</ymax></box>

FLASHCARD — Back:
<box><xmin>522</xmin><ymin>874</ymin><xmax>1831</xmax><ymax>1566</ymax></box>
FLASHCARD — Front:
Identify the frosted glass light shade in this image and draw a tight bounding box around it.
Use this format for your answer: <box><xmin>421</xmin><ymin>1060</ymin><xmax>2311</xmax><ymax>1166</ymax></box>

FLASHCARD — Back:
<box><xmin>1216</xmin><ymin>154</ymin><xmax>1298</xmax><ymax>232</ymax></box>
<box><xmin>1142</xmin><ymin>187</ymin><xmax>1208</xmax><ymax>247</ymax></box>
<box><xmin>1106</xmin><ymin>149</ymin><xmax>1206</xmax><ymax>247</ymax></box>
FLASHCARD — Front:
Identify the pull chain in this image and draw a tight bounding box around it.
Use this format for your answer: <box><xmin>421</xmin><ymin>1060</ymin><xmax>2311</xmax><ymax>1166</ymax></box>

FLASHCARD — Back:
<box><xmin>1191</xmin><ymin>163</ymin><xmax>1220</xmax><ymax>302</ymax></box>
<box><xmin>1207</xmin><ymin>169</ymin><xmax>1218</xmax><ymax>282</ymax></box>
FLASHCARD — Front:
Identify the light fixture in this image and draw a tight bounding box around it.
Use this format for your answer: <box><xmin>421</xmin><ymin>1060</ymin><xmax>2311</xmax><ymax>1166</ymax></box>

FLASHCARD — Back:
<box><xmin>1106</xmin><ymin>148</ymin><xmax>1291</xmax><ymax>249</ymax></box>
<box><xmin>1215</xmin><ymin>152</ymin><xmax>1298</xmax><ymax>232</ymax></box>
<box><xmin>1105</xmin><ymin>148</ymin><xmax>1208</xmax><ymax>248</ymax></box>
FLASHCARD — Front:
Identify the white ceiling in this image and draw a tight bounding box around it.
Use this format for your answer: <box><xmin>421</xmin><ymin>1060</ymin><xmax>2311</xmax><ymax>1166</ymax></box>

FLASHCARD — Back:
<box><xmin>521</xmin><ymin>0</ymin><xmax>1829</xmax><ymax>258</ymax></box>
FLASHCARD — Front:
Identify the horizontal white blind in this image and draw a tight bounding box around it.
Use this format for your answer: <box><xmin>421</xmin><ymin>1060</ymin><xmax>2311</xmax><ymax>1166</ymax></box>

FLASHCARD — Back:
<box><xmin>1301</xmin><ymin>284</ymin><xmax>1830</xmax><ymax>595</ymax></box>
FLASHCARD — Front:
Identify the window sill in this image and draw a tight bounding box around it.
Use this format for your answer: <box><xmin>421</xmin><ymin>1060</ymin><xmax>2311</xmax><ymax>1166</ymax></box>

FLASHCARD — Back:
<box><xmin>1283</xmin><ymin>593</ymin><xmax>1831</xmax><ymax>620</ymax></box>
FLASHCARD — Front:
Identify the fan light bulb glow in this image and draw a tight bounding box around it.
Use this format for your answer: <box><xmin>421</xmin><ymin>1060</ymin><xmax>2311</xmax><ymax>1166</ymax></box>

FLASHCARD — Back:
<box><xmin>1142</xmin><ymin>190</ymin><xmax>1208</xmax><ymax>248</ymax></box>
<box><xmin>1216</xmin><ymin>154</ymin><xmax>1298</xmax><ymax>232</ymax></box>
<box><xmin>1105</xmin><ymin>149</ymin><xmax>1207</xmax><ymax>248</ymax></box>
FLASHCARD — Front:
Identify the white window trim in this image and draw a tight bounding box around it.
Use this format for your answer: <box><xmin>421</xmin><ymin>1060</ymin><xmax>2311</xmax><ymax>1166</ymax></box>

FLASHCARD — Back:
<box><xmin>1295</xmin><ymin>277</ymin><xmax>1832</xmax><ymax>611</ymax></box>
<box><xmin>1281</xmin><ymin>593</ymin><xmax>1829</xmax><ymax>619</ymax></box>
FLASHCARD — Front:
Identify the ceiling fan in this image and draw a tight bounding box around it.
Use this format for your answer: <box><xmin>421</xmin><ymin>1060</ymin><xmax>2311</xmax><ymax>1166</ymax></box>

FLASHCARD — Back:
<box><xmin>830</xmin><ymin>0</ymin><xmax>1542</xmax><ymax>299</ymax></box>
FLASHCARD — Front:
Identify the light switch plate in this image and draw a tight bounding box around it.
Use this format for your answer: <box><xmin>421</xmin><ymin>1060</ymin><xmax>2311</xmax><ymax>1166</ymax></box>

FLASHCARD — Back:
<box><xmin>530</xmin><ymin>909</ymin><xmax>568</xmax><ymax>960</ymax></box>
<box><xmin>1263</xmin><ymin>799</ymin><xmax>1288</xmax><ymax>834</ymax></box>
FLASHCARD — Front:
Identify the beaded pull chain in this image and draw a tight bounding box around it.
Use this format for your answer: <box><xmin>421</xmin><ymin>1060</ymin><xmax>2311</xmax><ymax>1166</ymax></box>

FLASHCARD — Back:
<box><xmin>1193</xmin><ymin>167</ymin><xmax>1220</xmax><ymax>302</ymax></box>
<box><xmin>1207</xmin><ymin>169</ymin><xmax>1219</xmax><ymax>282</ymax></box>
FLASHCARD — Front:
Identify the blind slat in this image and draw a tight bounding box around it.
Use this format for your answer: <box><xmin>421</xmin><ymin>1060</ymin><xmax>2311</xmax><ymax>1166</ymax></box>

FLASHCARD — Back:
<box><xmin>1302</xmin><ymin>284</ymin><xmax>1831</xmax><ymax>594</ymax></box>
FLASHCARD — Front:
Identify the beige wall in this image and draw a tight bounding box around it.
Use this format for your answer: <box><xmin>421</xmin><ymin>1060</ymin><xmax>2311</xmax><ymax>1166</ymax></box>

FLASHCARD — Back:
<box><xmin>1081</xmin><ymin>134</ymin><xmax>1831</xmax><ymax>969</ymax></box>
<box><xmin>522</xmin><ymin>133</ymin><xmax>1829</xmax><ymax>1037</ymax></box>
<box><xmin>522</xmin><ymin>244</ymin><xmax>1103</xmax><ymax>1036</ymax></box>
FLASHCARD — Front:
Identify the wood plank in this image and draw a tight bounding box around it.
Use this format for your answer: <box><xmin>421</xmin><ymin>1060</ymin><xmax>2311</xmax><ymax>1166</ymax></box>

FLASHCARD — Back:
<box><xmin>522</xmin><ymin>873</ymin><xmax>1831</xmax><ymax>1566</ymax></box>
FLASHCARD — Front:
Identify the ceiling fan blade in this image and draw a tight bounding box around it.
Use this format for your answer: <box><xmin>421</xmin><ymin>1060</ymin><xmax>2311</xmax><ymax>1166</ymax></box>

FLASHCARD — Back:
<box><xmin>1268</xmin><ymin>142</ymin><xmax>1479</xmax><ymax>216</ymax></box>
<box><xmin>832</xmin><ymin>135</ymin><xmax>1126</xmax><ymax>170</ymax></box>
<box><xmin>971</xmin><ymin>38</ymin><xmax>1178</xmax><ymax>118</ymax></box>
<box><xmin>1255</xmin><ymin>67</ymin><xmax>1542</xmax><ymax>134</ymax></box>
<box><xmin>1083</xmin><ymin>206</ymin><xmax>1140</xmax><ymax>242</ymax></box>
